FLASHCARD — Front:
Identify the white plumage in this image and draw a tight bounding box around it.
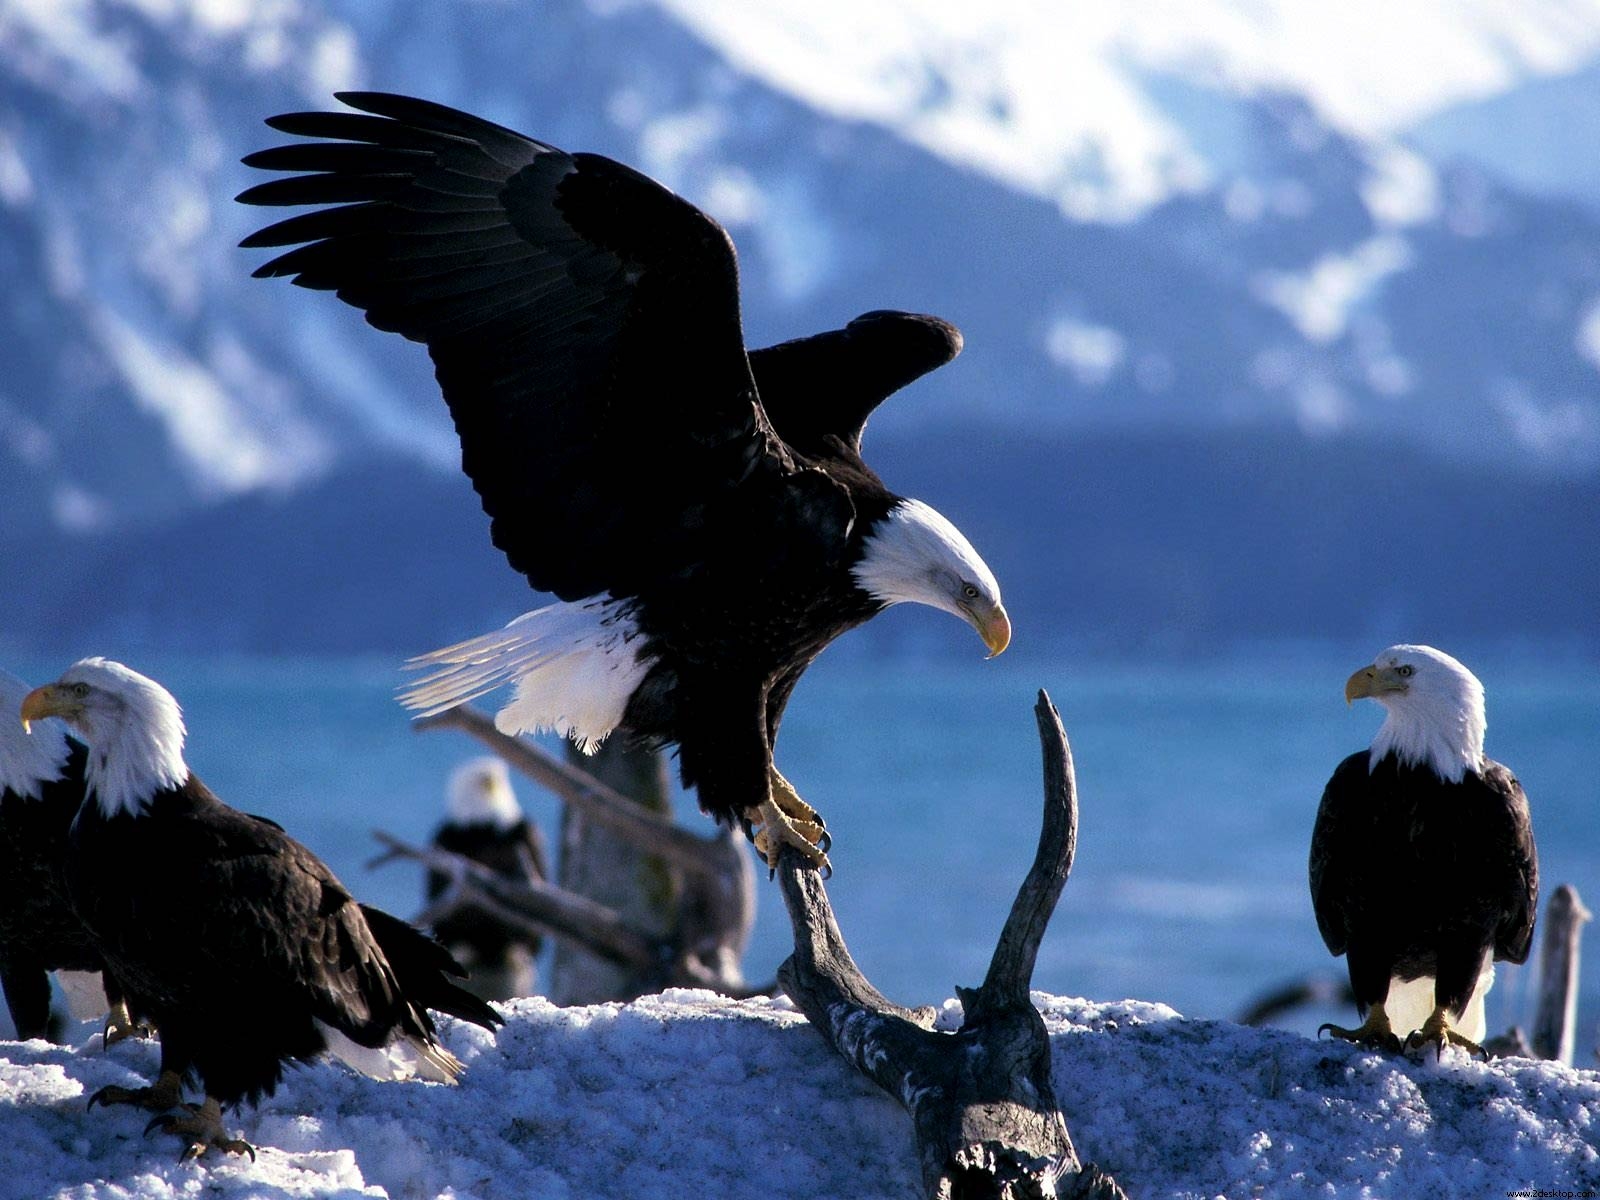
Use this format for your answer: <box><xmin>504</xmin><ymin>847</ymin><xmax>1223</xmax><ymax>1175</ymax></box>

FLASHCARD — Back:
<box><xmin>55</xmin><ymin>659</ymin><xmax>188</xmax><ymax>819</ymax></box>
<box><xmin>446</xmin><ymin>757</ymin><xmax>523</xmax><ymax>829</ymax></box>
<box><xmin>1366</xmin><ymin>644</ymin><xmax>1486</xmax><ymax>784</ymax></box>
<box><xmin>400</xmin><ymin>595</ymin><xmax>653</xmax><ymax>752</ymax></box>
<box><xmin>0</xmin><ymin>669</ymin><xmax>71</xmax><ymax>802</ymax></box>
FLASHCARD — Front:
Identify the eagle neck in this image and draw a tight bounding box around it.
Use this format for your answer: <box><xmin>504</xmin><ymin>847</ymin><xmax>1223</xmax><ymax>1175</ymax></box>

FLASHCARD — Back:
<box><xmin>1369</xmin><ymin>692</ymin><xmax>1485</xmax><ymax>785</ymax></box>
<box><xmin>83</xmin><ymin>717</ymin><xmax>189</xmax><ymax>820</ymax></box>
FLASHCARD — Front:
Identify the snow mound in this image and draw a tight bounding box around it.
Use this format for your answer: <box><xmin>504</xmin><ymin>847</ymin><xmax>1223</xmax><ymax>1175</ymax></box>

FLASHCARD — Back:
<box><xmin>2</xmin><ymin>989</ymin><xmax>1597</xmax><ymax>1199</ymax></box>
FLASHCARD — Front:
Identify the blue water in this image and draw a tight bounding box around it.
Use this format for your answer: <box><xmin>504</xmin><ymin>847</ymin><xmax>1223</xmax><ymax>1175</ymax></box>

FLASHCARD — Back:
<box><xmin>8</xmin><ymin>641</ymin><xmax>1597</xmax><ymax>1044</ymax></box>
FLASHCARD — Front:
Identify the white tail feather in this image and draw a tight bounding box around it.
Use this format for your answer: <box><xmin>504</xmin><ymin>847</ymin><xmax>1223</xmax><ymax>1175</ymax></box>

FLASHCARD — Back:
<box><xmin>399</xmin><ymin>596</ymin><xmax>651</xmax><ymax>752</ymax></box>
<box><xmin>316</xmin><ymin>1021</ymin><xmax>462</xmax><ymax>1084</ymax></box>
<box><xmin>1383</xmin><ymin>963</ymin><xmax>1495</xmax><ymax>1043</ymax></box>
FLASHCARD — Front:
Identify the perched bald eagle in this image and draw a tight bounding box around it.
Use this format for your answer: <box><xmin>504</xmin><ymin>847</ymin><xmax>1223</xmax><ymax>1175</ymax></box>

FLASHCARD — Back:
<box><xmin>426</xmin><ymin>757</ymin><xmax>549</xmax><ymax>1001</ymax></box>
<box><xmin>1310</xmin><ymin>645</ymin><xmax>1538</xmax><ymax>1056</ymax></box>
<box><xmin>0</xmin><ymin>668</ymin><xmax>139</xmax><ymax>1043</ymax></box>
<box><xmin>239</xmin><ymin>92</ymin><xmax>1010</xmax><ymax>873</ymax></box>
<box><xmin>21</xmin><ymin>659</ymin><xmax>501</xmax><ymax>1159</ymax></box>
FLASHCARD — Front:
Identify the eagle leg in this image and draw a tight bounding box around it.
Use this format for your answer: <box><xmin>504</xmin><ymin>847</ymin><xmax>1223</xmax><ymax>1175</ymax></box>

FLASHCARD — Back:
<box><xmin>1318</xmin><ymin>1003</ymin><xmax>1403</xmax><ymax>1053</ymax></box>
<box><xmin>146</xmin><ymin>1097</ymin><xmax>256</xmax><ymax>1162</ymax></box>
<box><xmin>87</xmin><ymin>1068</ymin><xmax>184</xmax><ymax>1113</ymax></box>
<box><xmin>1403</xmin><ymin>1006</ymin><xmax>1487</xmax><ymax>1060</ymax></box>
<box><xmin>769</xmin><ymin>767</ymin><xmax>831</xmax><ymax>853</ymax></box>
<box><xmin>102</xmin><ymin>997</ymin><xmax>153</xmax><ymax>1048</ymax></box>
<box><xmin>747</xmin><ymin>775</ymin><xmax>831</xmax><ymax>878</ymax></box>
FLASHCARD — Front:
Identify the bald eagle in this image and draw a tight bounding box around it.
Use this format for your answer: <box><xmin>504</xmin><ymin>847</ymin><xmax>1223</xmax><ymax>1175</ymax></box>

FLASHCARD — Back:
<box><xmin>21</xmin><ymin>659</ymin><xmax>501</xmax><ymax>1160</ymax></box>
<box><xmin>426</xmin><ymin>758</ymin><xmax>549</xmax><ymax>1001</ymax></box>
<box><xmin>239</xmin><ymin>92</ymin><xmax>1010</xmax><ymax>874</ymax></box>
<box><xmin>1310</xmin><ymin>645</ymin><xmax>1538</xmax><ymax>1056</ymax></box>
<box><xmin>0</xmin><ymin>668</ymin><xmax>127</xmax><ymax>1042</ymax></box>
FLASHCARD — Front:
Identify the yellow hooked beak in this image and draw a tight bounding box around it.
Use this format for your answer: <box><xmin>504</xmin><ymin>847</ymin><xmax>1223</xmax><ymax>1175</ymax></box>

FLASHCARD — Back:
<box><xmin>974</xmin><ymin>602</ymin><xmax>1012</xmax><ymax>659</ymax></box>
<box><xmin>19</xmin><ymin>684</ymin><xmax>76</xmax><ymax>735</ymax></box>
<box><xmin>1344</xmin><ymin>665</ymin><xmax>1407</xmax><ymax>705</ymax></box>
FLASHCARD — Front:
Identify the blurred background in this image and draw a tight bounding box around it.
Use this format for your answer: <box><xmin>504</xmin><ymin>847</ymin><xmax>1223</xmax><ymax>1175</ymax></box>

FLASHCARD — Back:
<box><xmin>0</xmin><ymin>0</ymin><xmax>1595</xmax><ymax>1041</ymax></box>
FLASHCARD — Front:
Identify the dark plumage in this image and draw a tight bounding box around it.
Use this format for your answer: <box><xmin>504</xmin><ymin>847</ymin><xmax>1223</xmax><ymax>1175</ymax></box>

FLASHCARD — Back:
<box><xmin>240</xmin><ymin>92</ymin><xmax>1011</xmax><ymax>871</ymax></box>
<box><xmin>21</xmin><ymin>659</ymin><xmax>500</xmax><ymax>1157</ymax></box>
<box><xmin>1</xmin><ymin>669</ymin><xmax>137</xmax><ymax>1043</ymax></box>
<box><xmin>1310</xmin><ymin>645</ymin><xmax>1538</xmax><ymax>1055</ymax></box>
<box><xmin>0</xmin><ymin>737</ymin><xmax>99</xmax><ymax>1040</ymax></box>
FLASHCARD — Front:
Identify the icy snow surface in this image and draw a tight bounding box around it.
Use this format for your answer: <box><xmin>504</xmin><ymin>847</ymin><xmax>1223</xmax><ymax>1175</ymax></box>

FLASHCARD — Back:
<box><xmin>2</xmin><ymin>989</ymin><xmax>1598</xmax><ymax>1199</ymax></box>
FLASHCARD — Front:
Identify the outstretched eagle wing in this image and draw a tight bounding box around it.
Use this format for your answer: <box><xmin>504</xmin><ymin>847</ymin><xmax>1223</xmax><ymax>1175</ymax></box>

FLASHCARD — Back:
<box><xmin>748</xmin><ymin>310</ymin><xmax>962</xmax><ymax>456</ymax></box>
<box><xmin>240</xmin><ymin>91</ymin><xmax>795</xmax><ymax>602</ymax></box>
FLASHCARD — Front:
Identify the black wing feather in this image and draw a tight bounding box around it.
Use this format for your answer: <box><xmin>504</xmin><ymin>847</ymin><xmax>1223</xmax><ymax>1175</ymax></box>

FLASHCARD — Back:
<box><xmin>749</xmin><ymin>310</ymin><xmax>962</xmax><ymax>455</ymax></box>
<box><xmin>241</xmin><ymin>91</ymin><xmax>793</xmax><ymax>601</ymax></box>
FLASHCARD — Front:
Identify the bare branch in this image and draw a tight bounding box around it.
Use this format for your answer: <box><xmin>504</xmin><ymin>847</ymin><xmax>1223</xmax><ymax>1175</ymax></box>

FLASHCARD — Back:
<box><xmin>966</xmin><ymin>690</ymin><xmax>1079</xmax><ymax>1024</ymax></box>
<box><xmin>372</xmin><ymin>831</ymin><xmax>659</xmax><ymax>971</ymax></box>
<box><xmin>775</xmin><ymin>689</ymin><xmax>1126</xmax><ymax>1200</ymax></box>
<box><xmin>412</xmin><ymin>706</ymin><xmax>723</xmax><ymax>880</ymax></box>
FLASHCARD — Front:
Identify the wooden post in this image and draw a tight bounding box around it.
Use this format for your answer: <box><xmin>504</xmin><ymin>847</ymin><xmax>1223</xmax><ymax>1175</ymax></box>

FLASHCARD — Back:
<box><xmin>550</xmin><ymin>739</ymin><xmax>678</xmax><ymax>1005</ymax></box>
<box><xmin>1531</xmin><ymin>884</ymin><xmax>1591</xmax><ymax>1065</ymax></box>
<box><xmin>775</xmin><ymin>691</ymin><xmax>1126</xmax><ymax>1200</ymax></box>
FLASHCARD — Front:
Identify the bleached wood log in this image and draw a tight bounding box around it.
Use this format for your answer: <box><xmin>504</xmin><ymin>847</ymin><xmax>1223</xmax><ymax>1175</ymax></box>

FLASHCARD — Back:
<box><xmin>775</xmin><ymin>691</ymin><xmax>1127</xmax><ymax>1200</ymax></box>
<box><xmin>1531</xmin><ymin>884</ymin><xmax>1590</xmax><ymax>1065</ymax></box>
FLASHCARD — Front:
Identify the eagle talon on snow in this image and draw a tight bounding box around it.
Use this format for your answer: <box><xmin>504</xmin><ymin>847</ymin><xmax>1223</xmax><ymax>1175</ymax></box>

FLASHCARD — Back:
<box><xmin>87</xmin><ymin>1069</ymin><xmax>185</xmax><ymax>1113</ymax></box>
<box><xmin>1317</xmin><ymin>1009</ymin><xmax>1403</xmax><ymax>1054</ymax></box>
<box><xmin>145</xmin><ymin>1099</ymin><xmax>257</xmax><ymax>1162</ymax></box>
<box><xmin>1403</xmin><ymin>1010</ymin><xmax>1488</xmax><ymax>1060</ymax></box>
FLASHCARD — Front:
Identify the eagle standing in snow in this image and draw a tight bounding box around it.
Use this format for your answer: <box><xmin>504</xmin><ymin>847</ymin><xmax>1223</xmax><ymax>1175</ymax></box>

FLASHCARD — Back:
<box><xmin>1310</xmin><ymin>645</ymin><xmax>1538</xmax><ymax>1056</ymax></box>
<box><xmin>239</xmin><ymin>92</ymin><xmax>1010</xmax><ymax>874</ymax></box>
<box><xmin>0</xmin><ymin>668</ymin><xmax>138</xmax><ymax>1043</ymax></box>
<box><xmin>426</xmin><ymin>757</ymin><xmax>549</xmax><ymax>1001</ymax></box>
<box><xmin>21</xmin><ymin>659</ymin><xmax>501</xmax><ymax>1159</ymax></box>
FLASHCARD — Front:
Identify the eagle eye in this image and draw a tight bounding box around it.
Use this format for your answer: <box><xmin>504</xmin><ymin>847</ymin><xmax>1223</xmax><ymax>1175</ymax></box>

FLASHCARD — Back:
<box><xmin>71</xmin><ymin>682</ymin><xmax>91</xmax><ymax>698</ymax></box>
<box><xmin>962</xmin><ymin>583</ymin><xmax>980</xmax><ymax>600</ymax></box>
<box><xmin>1397</xmin><ymin>665</ymin><xmax>1414</xmax><ymax>678</ymax></box>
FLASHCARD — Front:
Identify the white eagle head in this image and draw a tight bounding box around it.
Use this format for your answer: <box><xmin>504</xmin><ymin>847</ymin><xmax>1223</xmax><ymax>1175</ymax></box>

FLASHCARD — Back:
<box><xmin>447</xmin><ymin>756</ymin><xmax>524</xmax><ymax>829</ymax></box>
<box><xmin>20</xmin><ymin>658</ymin><xmax>188</xmax><ymax>817</ymax></box>
<box><xmin>1</xmin><ymin>668</ymin><xmax>72</xmax><ymax>801</ymax></box>
<box><xmin>853</xmin><ymin>499</ymin><xmax>1010</xmax><ymax>657</ymax></box>
<box><xmin>1345</xmin><ymin>644</ymin><xmax>1486</xmax><ymax>783</ymax></box>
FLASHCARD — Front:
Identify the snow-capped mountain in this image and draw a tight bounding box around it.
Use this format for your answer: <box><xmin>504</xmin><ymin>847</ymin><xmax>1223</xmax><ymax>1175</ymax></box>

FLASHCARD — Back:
<box><xmin>2</xmin><ymin>0</ymin><xmax>1600</xmax><ymax>544</ymax></box>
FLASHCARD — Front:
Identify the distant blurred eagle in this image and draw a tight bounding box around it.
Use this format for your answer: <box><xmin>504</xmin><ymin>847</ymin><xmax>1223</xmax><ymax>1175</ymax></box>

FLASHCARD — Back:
<box><xmin>426</xmin><ymin>758</ymin><xmax>549</xmax><ymax>1001</ymax></box>
<box><xmin>240</xmin><ymin>92</ymin><xmax>1010</xmax><ymax>873</ymax></box>
<box><xmin>1310</xmin><ymin>645</ymin><xmax>1538</xmax><ymax>1056</ymax></box>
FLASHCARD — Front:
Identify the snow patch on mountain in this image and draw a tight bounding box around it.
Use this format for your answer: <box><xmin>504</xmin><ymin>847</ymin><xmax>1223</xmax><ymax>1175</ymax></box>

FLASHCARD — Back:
<box><xmin>653</xmin><ymin>0</ymin><xmax>1600</xmax><ymax>221</ymax></box>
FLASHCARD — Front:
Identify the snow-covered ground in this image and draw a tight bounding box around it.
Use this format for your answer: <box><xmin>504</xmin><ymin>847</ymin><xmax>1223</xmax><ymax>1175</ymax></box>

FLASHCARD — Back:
<box><xmin>3</xmin><ymin>989</ymin><xmax>1597</xmax><ymax>1199</ymax></box>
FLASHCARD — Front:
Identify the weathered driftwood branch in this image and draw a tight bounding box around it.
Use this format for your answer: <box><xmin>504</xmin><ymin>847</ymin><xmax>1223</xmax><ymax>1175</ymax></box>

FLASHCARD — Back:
<box><xmin>1532</xmin><ymin>884</ymin><xmax>1590</xmax><ymax>1065</ymax></box>
<box><xmin>373</xmin><ymin>830</ymin><xmax>659</xmax><ymax>969</ymax></box>
<box><xmin>413</xmin><ymin>706</ymin><xmax>722</xmax><ymax>881</ymax></box>
<box><xmin>776</xmin><ymin>690</ymin><xmax>1126</xmax><ymax>1200</ymax></box>
<box><xmin>373</xmin><ymin>831</ymin><xmax>776</xmax><ymax>999</ymax></box>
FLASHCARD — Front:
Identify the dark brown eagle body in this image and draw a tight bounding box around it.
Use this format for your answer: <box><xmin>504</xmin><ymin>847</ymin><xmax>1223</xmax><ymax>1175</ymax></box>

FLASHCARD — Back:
<box><xmin>68</xmin><ymin>773</ymin><xmax>499</xmax><ymax>1106</ymax></box>
<box><xmin>1310</xmin><ymin>750</ymin><xmax>1538</xmax><ymax>1021</ymax></box>
<box><xmin>0</xmin><ymin>740</ymin><xmax>121</xmax><ymax>1040</ymax></box>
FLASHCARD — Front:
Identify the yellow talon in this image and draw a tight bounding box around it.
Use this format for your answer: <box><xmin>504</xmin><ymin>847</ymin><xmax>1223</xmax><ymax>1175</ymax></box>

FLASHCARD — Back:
<box><xmin>1319</xmin><ymin>1002</ymin><xmax>1403</xmax><ymax>1053</ymax></box>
